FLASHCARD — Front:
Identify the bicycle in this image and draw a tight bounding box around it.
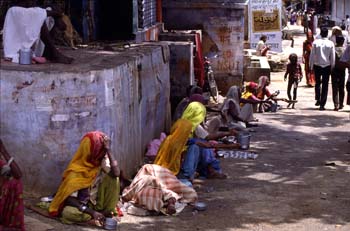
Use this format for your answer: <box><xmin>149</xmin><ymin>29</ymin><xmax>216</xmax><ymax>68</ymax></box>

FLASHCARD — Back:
<box><xmin>203</xmin><ymin>55</ymin><xmax>219</xmax><ymax>102</ymax></box>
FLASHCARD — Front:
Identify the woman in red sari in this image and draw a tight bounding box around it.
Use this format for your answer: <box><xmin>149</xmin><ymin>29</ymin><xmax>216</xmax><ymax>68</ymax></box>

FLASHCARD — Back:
<box><xmin>0</xmin><ymin>139</ymin><xmax>24</xmax><ymax>231</ymax></box>
<box><xmin>303</xmin><ymin>31</ymin><xmax>316</xmax><ymax>87</ymax></box>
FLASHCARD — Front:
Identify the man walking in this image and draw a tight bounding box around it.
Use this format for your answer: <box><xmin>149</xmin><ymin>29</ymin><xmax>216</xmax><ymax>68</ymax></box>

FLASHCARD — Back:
<box><xmin>310</xmin><ymin>27</ymin><xmax>335</xmax><ymax>110</ymax></box>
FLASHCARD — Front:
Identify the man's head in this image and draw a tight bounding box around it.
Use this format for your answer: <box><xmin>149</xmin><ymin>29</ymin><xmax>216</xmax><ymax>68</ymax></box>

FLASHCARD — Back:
<box><xmin>260</xmin><ymin>35</ymin><xmax>267</xmax><ymax>42</ymax></box>
<box><xmin>320</xmin><ymin>27</ymin><xmax>328</xmax><ymax>38</ymax></box>
<box><xmin>336</xmin><ymin>35</ymin><xmax>345</xmax><ymax>46</ymax></box>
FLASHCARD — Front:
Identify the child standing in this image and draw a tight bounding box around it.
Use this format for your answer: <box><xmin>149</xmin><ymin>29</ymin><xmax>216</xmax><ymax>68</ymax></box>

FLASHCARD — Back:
<box><xmin>284</xmin><ymin>53</ymin><xmax>303</xmax><ymax>109</ymax></box>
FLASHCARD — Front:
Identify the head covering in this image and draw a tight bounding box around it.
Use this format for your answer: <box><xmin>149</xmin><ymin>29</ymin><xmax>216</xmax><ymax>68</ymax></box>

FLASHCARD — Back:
<box><xmin>189</xmin><ymin>93</ymin><xmax>206</xmax><ymax>104</ymax></box>
<box><xmin>258</xmin><ymin>76</ymin><xmax>269</xmax><ymax>89</ymax></box>
<box><xmin>247</xmin><ymin>81</ymin><xmax>258</xmax><ymax>90</ymax></box>
<box><xmin>221</xmin><ymin>86</ymin><xmax>241</xmax><ymax>122</ymax></box>
<box><xmin>181</xmin><ymin>102</ymin><xmax>206</xmax><ymax>134</ymax></box>
<box><xmin>154</xmin><ymin>119</ymin><xmax>192</xmax><ymax>175</ymax></box>
<box><xmin>49</xmin><ymin>131</ymin><xmax>108</xmax><ymax>216</ymax></box>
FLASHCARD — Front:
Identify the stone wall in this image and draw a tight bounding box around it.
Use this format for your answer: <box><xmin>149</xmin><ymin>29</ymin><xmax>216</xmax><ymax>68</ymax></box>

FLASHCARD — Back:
<box><xmin>0</xmin><ymin>43</ymin><xmax>171</xmax><ymax>195</ymax></box>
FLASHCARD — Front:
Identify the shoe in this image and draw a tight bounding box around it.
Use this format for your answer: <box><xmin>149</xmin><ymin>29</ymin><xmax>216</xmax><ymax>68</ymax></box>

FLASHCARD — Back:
<box><xmin>246</xmin><ymin>123</ymin><xmax>258</xmax><ymax>128</ymax></box>
<box><xmin>334</xmin><ymin>105</ymin><xmax>339</xmax><ymax>111</ymax></box>
<box><xmin>315</xmin><ymin>101</ymin><xmax>320</xmax><ymax>106</ymax></box>
<box><xmin>339</xmin><ymin>105</ymin><xmax>344</xmax><ymax>110</ymax></box>
<box><xmin>319</xmin><ymin>106</ymin><xmax>325</xmax><ymax>111</ymax></box>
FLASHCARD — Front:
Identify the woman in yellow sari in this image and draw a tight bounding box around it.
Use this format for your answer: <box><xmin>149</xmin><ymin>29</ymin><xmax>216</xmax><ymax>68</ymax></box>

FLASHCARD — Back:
<box><xmin>49</xmin><ymin>131</ymin><xmax>120</xmax><ymax>226</ymax></box>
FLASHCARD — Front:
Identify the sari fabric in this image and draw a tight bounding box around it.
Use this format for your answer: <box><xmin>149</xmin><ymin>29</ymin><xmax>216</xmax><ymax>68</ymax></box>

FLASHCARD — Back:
<box><xmin>221</xmin><ymin>86</ymin><xmax>241</xmax><ymax>123</ymax></box>
<box><xmin>303</xmin><ymin>31</ymin><xmax>316</xmax><ymax>87</ymax></box>
<box><xmin>154</xmin><ymin>119</ymin><xmax>192</xmax><ymax>175</ymax></box>
<box><xmin>49</xmin><ymin>131</ymin><xmax>107</xmax><ymax>216</ymax></box>
<box><xmin>181</xmin><ymin>102</ymin><xmax>206</xmax><ymax>135</ymax></box>
<box><xmin>0</xmin><ymin>160</ymin><xmax>24</xmax><ymax>231</ymax></box>
<box><xmin>122</xmin><ymin>164</ymin><xmax>197</xmax><ymax>213</ymax></box>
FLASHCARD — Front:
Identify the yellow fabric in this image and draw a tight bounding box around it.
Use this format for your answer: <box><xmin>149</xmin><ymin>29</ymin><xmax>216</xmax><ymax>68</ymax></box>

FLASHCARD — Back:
<box><xmin>240</xmin><ymin>91</ymin><xmax>253</xmax><ymax>107</ymax></box>
<box><xmin>181</xmin><ymin>102</ymin><xmax>206</xmax><ymax>136</ymax></box>
<box><xmin>154</xmin><ymin>119</ymin><xmax>192</xmax><ymax>175</ymax></box>
<box><xmin>49</xmin><ymin>138</ymin><xmax>101</xmax><ymax>215</ymax></box>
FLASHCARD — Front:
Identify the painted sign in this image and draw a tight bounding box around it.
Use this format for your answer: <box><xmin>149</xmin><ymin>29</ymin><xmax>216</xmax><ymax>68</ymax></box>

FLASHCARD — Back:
<box><xmin>204</xmin><ymin>16</ymin><xmax>244</xmax><ymax>75</ymax></box>
<box><xmin>249</xmin><ymin>0</ymin><xmax>282</xmax><ymax>52</ymax></box>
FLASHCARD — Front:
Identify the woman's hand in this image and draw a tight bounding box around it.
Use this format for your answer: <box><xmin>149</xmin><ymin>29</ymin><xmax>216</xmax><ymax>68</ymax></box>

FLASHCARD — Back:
<box><xmin>92</xmin><ymin>211</ymin><xmax>105</xmax><ymax>223</ymax></box>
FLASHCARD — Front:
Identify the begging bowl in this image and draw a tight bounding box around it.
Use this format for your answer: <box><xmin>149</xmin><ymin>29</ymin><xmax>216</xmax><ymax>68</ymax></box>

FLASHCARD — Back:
<box><xmin>194</xmin><ymin>202</ymin><xmax>207</xmax><ymax>211</ymax></box>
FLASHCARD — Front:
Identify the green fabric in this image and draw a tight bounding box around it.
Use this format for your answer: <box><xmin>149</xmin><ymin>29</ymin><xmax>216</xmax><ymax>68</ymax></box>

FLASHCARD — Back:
<box><xmin>95</xmin><ymin>175</ymin><xmax>120</xmax><ymax>215</ymax></box>
<box><xmin>60</xmin><ymin>206</ymin><xmax>91</xmax><ymax>224</ymax></box>
<box><xmin>59</xmin><ymin>175</ymin><xmax>120</xmax><ymax>224</ymax></box>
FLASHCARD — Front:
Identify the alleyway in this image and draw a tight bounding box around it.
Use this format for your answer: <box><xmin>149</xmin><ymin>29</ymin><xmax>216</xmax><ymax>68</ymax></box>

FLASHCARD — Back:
<box><xmin>23</xmin><ymin>25</ymin><xmax>350</xmax><ymax>231</ymax></box>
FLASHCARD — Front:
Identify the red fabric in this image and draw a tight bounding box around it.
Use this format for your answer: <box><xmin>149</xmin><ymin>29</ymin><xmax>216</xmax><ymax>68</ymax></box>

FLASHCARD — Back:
<box><xmin>83</xmin><ymin>131</ymin><xmax>107</xmax><ymax>165</ymax></box>
<box><xmin>0</xmin><ymin>160</ymin><xmax>24</xmax><ymax>231</ymax></box>
<box><xmin>194</xmin><ymin>33</ymin><xmax>204</xmax><ymax>87</ymax></box>
<box><xmin>303</xmin><ymin>33</ymin><xmax>315</xmax><ymax>87</ymax></box>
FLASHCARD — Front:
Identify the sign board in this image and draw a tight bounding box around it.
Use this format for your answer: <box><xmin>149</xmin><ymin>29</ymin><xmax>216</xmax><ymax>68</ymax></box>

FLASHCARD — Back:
<box><xmin>249</xmin><ymin>0</ymin><xmax>283</xmax><ymax>52</ymax></box>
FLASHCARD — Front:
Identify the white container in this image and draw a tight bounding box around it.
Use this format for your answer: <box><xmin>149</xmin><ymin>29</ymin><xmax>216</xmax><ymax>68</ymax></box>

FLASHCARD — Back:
<box><xmin>237</xmin><ymin>132</ymin><xmax>251</xmax><ymax>150</ymax></box>
<box><xmin>19</xmin><ymin>48</ymin><xmax>32</xmax><ymax>65</ymax></box>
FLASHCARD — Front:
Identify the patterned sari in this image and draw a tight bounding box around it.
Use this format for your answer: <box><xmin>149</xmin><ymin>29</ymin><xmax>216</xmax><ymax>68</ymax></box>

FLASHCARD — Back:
<box><xmin>303</xmin><ymin>32</ymin><xmax>316</xmax><ymax>87</ymax></box>
<box><xmin>0</xmin><ymin>160</ymin><xmax>24</xmax><ymax>231</ymax></box>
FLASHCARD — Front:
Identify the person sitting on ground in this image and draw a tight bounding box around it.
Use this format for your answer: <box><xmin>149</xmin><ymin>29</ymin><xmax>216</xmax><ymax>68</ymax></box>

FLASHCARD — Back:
<box><xmin>284</xmin><ymin>53</ymin><xmax>303</xmax><ymax>109</ymax></box>
<box><xmin>155</xmin><ymin>100</ymin><xmax>240</xmax><ymax>181</ymax></box>
<box><xmin>122</xmin><ymin>164</ymin><xmax>197</xmax><ymax>215</ymax></box>
<box><xmin>3</xmin><ymin>4</ymin><xmax>74</xmax><ymax>64</ymax></box>
<box><xmin>206</xmin><ymin>85</ymin><xmax>256</xmax><ymax>132</ymax></box>
<box><xmin>0</xmin><ymin>139</ymin><xmax>24</xmax><ymax>231</ymax></box>
<box><xmin>256</xmin><ymin>76</ymin><xmax>280</xmax><ymax>112</ymax></box>
<box><xmin>256</xmin><ymin>35</ymin><xmax>270</xmax><ymax>56</ymax></box>
<box><xmin>241</xmin><ymin>81</ymin><xmax>263</xmax><ymax>110</ymax></box>
<box><xmin>49</xmin><ymin>131</ymin><xmax>120</xmax><ymax>226</ymax></box>
<box><xmin>172</xmin><ymin>85</ymin><xmax>203</xmax><ymax>122</ymax></box>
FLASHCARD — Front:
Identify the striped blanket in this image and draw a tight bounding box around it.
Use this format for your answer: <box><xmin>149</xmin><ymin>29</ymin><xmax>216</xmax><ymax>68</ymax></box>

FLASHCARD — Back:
<box><xmin>122</xmin><ymin>164</ymin><xmax>197</xmax><ymax>213</ymax></box>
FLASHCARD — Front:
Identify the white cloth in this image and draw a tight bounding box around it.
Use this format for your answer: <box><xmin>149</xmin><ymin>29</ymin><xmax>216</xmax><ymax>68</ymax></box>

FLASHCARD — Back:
<box><xmin>194</xmin><ymin>124</ymin><xmax>209</xmax><ymax>139</ymax></box>
<box><xmin>3</xmin><ymin>7</ymin><xmax>47</xmax><ymax>63</ymax></box>
<box><xmin>309</xmin><ymin>37</ymin><xmax>335</xmax><ymax>69</ymax></box>
<box><xmin>255</xmin><ymin>40</ymin><xmax>266</xmax><ymax>56</ymax></box>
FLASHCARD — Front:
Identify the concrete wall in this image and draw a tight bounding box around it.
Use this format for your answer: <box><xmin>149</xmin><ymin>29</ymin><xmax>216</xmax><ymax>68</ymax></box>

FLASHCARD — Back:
<box><xmin>0</xmin><ymin>43</ymin><xmax>171</xmax><ymax>195</ymax></box>
<box><xmin>162</xmin><ymin>0</ymin><xmax>247</xmax><ymax>95</ymax></box>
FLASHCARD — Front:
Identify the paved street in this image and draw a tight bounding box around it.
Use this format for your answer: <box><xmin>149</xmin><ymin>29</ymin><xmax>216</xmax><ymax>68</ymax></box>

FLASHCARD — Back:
<box><xmin>23</xmin><ymin>25</ymin><xmax>350</xmax><ymax>231</ymax></box>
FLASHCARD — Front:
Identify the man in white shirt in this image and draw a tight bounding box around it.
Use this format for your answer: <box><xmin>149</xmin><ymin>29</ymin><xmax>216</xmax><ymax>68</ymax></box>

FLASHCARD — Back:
<box><xmin>309</xmin><ymin>27</ymin><xmax>335</xmax><ymax>110</ymax></box>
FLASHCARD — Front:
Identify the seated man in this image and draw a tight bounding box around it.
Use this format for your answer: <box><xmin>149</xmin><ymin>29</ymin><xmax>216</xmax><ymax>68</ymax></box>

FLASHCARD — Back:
<box><xmin>3</xmin><ymin>4</ymin><xmax>74</xmax><ymax>64</ymax></box>
<box><xmin>122</xmin><ymin>164</ymin><xmax>198</xmax><ymax>215</ymax></box>
<box><xmin>49</xmin><ymin>131</ymin><xmax>120</xmax><ymax>226</ymax></box>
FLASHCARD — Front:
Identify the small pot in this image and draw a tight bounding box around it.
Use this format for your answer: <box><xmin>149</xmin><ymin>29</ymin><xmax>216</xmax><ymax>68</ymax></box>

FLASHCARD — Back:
<box><xmin>104</xmin><ymin>217</ymin><xmax>117</xmax><ymax>230</ymax></box>
<box><xmin>237</xmin><ymin>132</ymin><xmax>251</xmax><ymax>150</ymax></box>
<box><xmin>194</xmin><ymin>202</ymin><xmax>207</xmax><ymax>211</ymax></box>
<box><xmin>19</xmin><ymin>48</ymin><xmax>32</xmax><ymax>65</ymax></box>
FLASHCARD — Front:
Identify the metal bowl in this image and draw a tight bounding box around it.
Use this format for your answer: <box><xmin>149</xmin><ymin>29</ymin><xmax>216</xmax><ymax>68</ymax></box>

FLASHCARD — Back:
<box><xmin>194</xmin><ymin>202</ymin><xmax>207</xmax><ymax>211</ymax></box>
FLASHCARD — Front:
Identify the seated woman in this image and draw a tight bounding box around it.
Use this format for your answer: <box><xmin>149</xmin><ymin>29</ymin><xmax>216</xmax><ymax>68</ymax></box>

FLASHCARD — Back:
<box><xmin>0</xmin><ymin>139</ymin><xmax>24</xmax><ymax>231</ymax></box>
<box><xmin>256</xmin><ymin>76</ymin><xmax>280</xmax><ymax>112</ymax></box>
<box><xmin>49</xmin><ymin>131</ymin><xmax>120</xmax><ymax>226</ymax></box>
<box><xmin>206</xmin><ymin>85</ymin><xmax>256</xmax><ymax>132</ymax></box>
<box><xmin>3</xmin><ymin>4</ymin><xmax>74</xmax><ymax>64</ymax></box>
<box><xmin>122</xmin><ymin>164</ymin><xmax>197</xmax><ymax>215</ymax></box>
<box><xmin>155</xmin><ymin>101</ymin><xmax>239</xmax><ymax>181</ymax></box>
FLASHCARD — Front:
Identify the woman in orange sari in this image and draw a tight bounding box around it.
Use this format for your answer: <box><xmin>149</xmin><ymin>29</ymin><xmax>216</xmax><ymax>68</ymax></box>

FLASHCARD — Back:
<box><xmin>49</xmin><ymin>131</ymin><xmax>120</xmax><ymax>226</ymax></box>
<box><xmin>303</xmin><ymin>31</ymin><xmax>316</xmax><ymax>87</ymax></box>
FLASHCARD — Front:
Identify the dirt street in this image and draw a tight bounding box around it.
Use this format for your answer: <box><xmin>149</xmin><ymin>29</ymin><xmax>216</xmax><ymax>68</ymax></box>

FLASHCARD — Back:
<box><xmin>23</xmin><ymin>25</ymin><xmax>350</xmax><ymax>231</ymax></box>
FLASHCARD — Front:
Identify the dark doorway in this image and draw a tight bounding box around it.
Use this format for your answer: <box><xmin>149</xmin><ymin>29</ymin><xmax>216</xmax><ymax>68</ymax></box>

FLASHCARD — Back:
<box><xmin>95</xmin><ymin>0</ymin><xmax>134</xmax><ymax>41</ymax></box>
